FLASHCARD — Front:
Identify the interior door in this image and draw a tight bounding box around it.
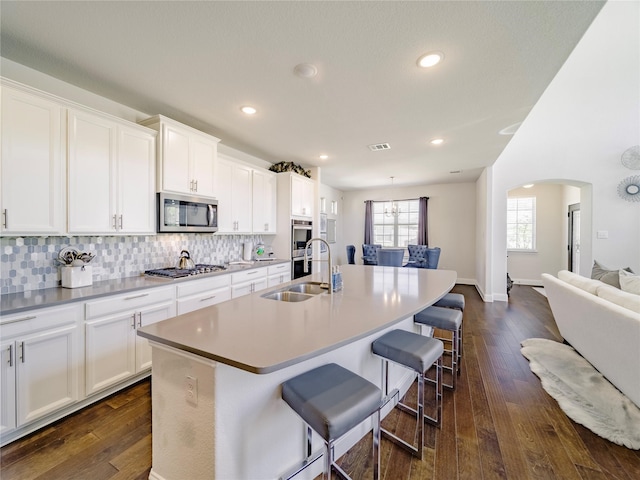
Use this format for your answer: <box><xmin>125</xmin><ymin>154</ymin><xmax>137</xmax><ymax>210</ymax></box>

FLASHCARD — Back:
<box><xmin>568</xmin><ymin>203</ymin><xmax>581</xmax><ymax>273</ymax></box>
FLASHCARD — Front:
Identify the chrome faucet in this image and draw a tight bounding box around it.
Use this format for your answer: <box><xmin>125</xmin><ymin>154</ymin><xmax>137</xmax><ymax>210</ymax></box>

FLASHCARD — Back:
<box><xmin>304</xmin><ymin>237</ymin><xmax>332</xmax><ymax>294</ymax></box>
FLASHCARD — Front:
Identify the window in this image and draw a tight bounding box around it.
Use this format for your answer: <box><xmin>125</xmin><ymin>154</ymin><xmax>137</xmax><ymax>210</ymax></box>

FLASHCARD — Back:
<box><xmin>372</xmin><ymin>199</ymin><xmax>419</xmax><ymax>247</ymax></box>
<box><xmin>507</xmin><ymin>196</ymin><xmax>536</xmax><ymax>250</ymax></box>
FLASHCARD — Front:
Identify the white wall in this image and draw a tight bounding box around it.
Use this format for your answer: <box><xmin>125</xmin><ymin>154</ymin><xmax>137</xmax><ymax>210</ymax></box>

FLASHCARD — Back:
<box><xmin>486</xmin><ymin>1</ymin><xmax>640</xmax><ymax>300</ymax></box>
<box><xmin>342</xmin><ymin>183</ymin><xmax>476</xmax><ymax>283</ymax></box>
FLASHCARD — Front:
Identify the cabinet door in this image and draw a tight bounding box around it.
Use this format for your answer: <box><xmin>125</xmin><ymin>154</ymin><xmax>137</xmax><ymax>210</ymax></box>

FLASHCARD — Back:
<box><xmin>85</xmin><ymin>312</ymin><xmax>136</xmax><ymax>396</ymax></box>
<box><xmin>291</xmin><ymin>175</ymin><xmax>313</xmax><ymax>218</ymax></box>
<box><xmin>232</xmin><ymin>164</ymin><xmax>253</xmax><ymax>233</ymax></box>
<box><xmin>190</xmin><ymin>135</ymin><xmax>217</xmax><ymax>198</ymax></box>
<box><xmin>161</xmin><ymin>124</ymin><xmax>191</xmax><ymax>194</ymax></box>
<box><xmin>1</xmin><ymin>86</ymin><xmax>65</xmax><ymax>234</ymax></box>
<box><xmin>118</xmin><ymin>126</ymin><xmax>156</xmax><ymax>234</ymax></box>
<box><xmin>16</xmin><ymin>325</ymin><xmax>79</xmax><ymax>427</ymax></box>
<box><xmin>135</xmin><ymin>302</ymin><xmax>176</xmax><ymax>372</ymax></box>
<box><xmin>68</xmin><ymin>110</ymin><xmax>116</xmax><ymax>233</ymax></box>
<box><xmin>0</xmin><ymin>340</ymin><xmax>16</xmax><ymax>435</ymax></box>
<box><xmin>214</xmin><ymin>158</ymin><xmax>234</xmax><ymax>233</ymax></box>
<box><xmin>252</xmin><ymin>169</ymin><xmax>277</xmax><ymax>233</ymax></box>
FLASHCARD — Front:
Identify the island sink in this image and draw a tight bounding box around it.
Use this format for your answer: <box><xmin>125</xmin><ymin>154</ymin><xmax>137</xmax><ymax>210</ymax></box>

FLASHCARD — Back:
<box><xmin>286</xmin><ymin>281</ymin><xmax>327</xmax><ymax>294</ymax></box>
<box><xmin>262</xmin><ymin>281</ymin><xmax>328</xmax><ymax>302</ymax></box>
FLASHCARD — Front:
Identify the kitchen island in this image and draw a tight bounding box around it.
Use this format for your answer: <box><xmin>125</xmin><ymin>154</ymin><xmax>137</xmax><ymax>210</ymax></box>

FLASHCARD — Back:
<box><xmin>138</xmin><ymin>265</ymin><xmax>456</xmax><ymax>480</ymax></box>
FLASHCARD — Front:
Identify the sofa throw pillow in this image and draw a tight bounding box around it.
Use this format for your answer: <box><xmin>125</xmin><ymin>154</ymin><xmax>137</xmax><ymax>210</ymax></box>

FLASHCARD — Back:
<box><xmin>591</xmin><ymin>261</ymin><xmax>634</xmax><ymax>289</ymax></box>
<box><xmin>619</xmin><ymin>269</ymin><xmax>640</xmax><ymax>295</ymax></box>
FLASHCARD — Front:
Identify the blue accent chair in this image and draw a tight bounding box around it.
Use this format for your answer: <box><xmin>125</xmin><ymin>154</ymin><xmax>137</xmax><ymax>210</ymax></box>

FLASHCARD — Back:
<box><xmin>346</xmin><ymin>245</ymin><xmax>356</xmax><ymax>264</ymax></box>
<box><xmin>362</xmin><ymin>244</ymin><xmax>381</xmax><ymax>265</ymax></box>
<box><xmin>405</xmin><ymin>245</ymin><xmax>441</xmax><ymax>269</ymax></box>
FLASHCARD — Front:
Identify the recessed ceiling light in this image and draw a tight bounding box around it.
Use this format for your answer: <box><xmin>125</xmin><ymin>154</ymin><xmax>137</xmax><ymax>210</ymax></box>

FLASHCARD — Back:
<box><xmin>417</xmin><ymin>51</ymin><xmax>444</xmax><ymax>68</ymax></box>
<box><xmin>430</xmin><ymin>138</ymin><xmax>444</xmax><ymax>145</ymax></box>
<box><xmin>319</xmin><ymin>154</ymin><xmax>328</xmax><ymax>160</ymax></box>
<box><xmin>294</xmin><ymin>63</ymin><xmax>318</xmax><ymax>78</ymax></box>
<box><xmin>241</xmin><ymin>106</ymin><xmax>257</xmax><ymax>115</ymax></box>
<box><xmin>523</xmin><ymin>184</ymin><xmax>534</xmax><ymax>188</ymax></box>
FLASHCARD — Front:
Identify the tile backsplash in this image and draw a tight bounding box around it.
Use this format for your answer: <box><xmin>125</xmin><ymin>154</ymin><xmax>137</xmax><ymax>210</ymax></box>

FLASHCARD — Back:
<box><xmin>1</xmin><ymin>234</ymin><xmax>265</xmax><ymax>294</ymax></box>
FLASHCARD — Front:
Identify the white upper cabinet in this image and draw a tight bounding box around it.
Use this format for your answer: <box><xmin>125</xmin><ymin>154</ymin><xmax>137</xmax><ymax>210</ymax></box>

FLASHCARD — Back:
<box><xmin>139</xmin><ymin>115</ymin><xmax>220</xmax><ymax>197</ymax></box>
<box><xmin>1</xmin><ymin>83</ymin><xmax>66</xmax><ymax>235</ymax></box>
<box><xmin>252</xmin><ymin>168</ymin><xmax>277</xmax><ymax>234</ymax></box>
<box><xmin>117</xmin><ymin>127</ymin><xmax>156</xmax><ymax>234</ymax></box>
<box><xmin>215</xmin><ymin>156</ymin><xmax>253</xmax><ymax>234</ymax></box>
<box><xmin>290</xmin><ymin>173</ymin><xmax>314</xmax><ymax>218</ymax></box>
<box><xmin>68</xmin><ymin>109</ymin><xmax>156</xmax><ymax>234</ymax></box>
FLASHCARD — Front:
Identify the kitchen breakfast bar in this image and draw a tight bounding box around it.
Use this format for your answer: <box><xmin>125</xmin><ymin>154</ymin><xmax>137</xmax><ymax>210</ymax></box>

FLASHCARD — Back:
<box><xmin>137</xmin><ymin>265</ymin><xmax>456</xmax><ymax>480</ymax></box>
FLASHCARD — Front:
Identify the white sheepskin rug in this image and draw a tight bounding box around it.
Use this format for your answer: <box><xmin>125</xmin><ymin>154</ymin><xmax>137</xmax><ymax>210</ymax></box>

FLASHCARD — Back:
<box><xmin>521</xmin><ymin>338</ymin><xmax>640</xmax><ymax>449</ymax></box>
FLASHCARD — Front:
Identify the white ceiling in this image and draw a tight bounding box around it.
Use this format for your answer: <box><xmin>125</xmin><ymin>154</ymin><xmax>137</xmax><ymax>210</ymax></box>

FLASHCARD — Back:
<box><xmin>0</xmin><ymin>0</ymin><xmax>605</xmax><ymax>191</ymax></box>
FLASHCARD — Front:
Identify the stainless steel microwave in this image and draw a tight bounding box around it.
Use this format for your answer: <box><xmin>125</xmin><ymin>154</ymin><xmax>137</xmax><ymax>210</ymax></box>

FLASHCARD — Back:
<box><xmin>157</xmin><ymin>193</ymin><xmax>218</xmax><ymax>233</ymax></box>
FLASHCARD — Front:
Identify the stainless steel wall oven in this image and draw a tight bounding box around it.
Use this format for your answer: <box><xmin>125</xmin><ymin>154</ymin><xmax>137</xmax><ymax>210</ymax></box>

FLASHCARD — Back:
<box><xmin>292</xmin><ymin>256</ymin><xmax>313</xmax><ymax>279</ymax></box>
<box><xmin>291</xmin><ymin>219</ymin><xmax>313</xmax><ymax>279</ymax></box>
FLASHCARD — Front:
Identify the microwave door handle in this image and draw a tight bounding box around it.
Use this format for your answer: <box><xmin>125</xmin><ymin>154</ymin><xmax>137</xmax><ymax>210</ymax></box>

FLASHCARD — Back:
<box><xmin>208</xmin><ymin>205</ymin><xmax>215</xmax><ymax>226</ymax></box>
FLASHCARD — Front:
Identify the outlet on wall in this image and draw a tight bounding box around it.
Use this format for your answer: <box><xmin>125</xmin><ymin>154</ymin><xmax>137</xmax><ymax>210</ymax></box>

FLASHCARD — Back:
<box><xmin>185</xmin><ymin>375</ymin><xmax>198</xmax><ymax>406</ymax></box>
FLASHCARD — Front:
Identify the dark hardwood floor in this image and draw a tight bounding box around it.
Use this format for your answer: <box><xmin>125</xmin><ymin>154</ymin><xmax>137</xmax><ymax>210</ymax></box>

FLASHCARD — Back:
<box><xmin>2</xmin><ymin>284</ymin><xmax>639</xmax><ymax>479</ymax></box>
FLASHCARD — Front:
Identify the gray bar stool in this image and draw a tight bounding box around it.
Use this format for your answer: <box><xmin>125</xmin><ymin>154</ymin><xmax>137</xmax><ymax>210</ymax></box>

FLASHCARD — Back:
<box><xmin>434</xmin><ymin>292</ymin><xmax>465</xmax><ymax>368</ymax></box>
<box><xmin>281</xmin><ymin>363</ymin><xmax>382</xmax><ymax>480</ymax></box>
<box><xmin>372</xmin><ymin>329</ymin><xmax>443</xmax><ymax>459</ymax></box>
<box><xmin>414</xmin><ymin>305</ymin><xmax>463</xmax><ymax>389</ymax></box>
<box><xmin>434</xmin><ymin>292</ymin><xmax>465</xmax><ymax>311</ymax></box>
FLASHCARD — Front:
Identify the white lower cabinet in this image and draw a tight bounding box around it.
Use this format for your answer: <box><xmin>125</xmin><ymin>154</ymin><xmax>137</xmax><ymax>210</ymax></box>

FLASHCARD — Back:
<box><xmin>84</xmin><ymin>286</ymin><xmax>175</xmax><ymax>396</ymax></box>
<box><xmin>231</xmin><ymin>267</ymin><xmax>268</xmax><ymax>298</ymax></box>
<box><xmin>176</xmin><ymin>275</ymin><xmax>231</xmax><ymax>315</ymax></box>
<box><xmin>0</xmin><ymin>304</ymin><xmax>82</xmax><ymax>436</ymax></box>
<box><xmin>267</xmin><ymin>262</ymin><xmax>292</xmax><ymax>287</ymax></box>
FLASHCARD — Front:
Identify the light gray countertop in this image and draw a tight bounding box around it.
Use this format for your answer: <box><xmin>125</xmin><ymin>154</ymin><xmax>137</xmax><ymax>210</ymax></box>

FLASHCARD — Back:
<box><xmin>138</xmin><ymin>265</ymin><xmax>457</xmax><ymax>374</ymax></box>
<box><xmin>0</xmin><ymin>259</ymin><xmax>289</xmax><ymax>316</ymax></box>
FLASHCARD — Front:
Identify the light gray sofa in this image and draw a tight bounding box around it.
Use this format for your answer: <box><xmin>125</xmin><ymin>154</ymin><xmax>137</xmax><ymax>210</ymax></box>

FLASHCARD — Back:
<box><xmin>542</xmin><ymin>270</ymin><xmax>640</xmax><ymax>408</ymax></box>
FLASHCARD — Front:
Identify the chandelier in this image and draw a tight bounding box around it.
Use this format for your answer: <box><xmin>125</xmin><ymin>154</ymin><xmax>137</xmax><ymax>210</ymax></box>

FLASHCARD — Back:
<box><xmin>384</xmin><ymin>177</ymin><xmax>401</xmax><ymax>217</ymax></box>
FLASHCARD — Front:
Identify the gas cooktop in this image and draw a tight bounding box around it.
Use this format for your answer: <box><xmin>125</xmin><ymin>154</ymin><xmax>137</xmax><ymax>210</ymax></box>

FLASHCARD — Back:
<box><xmin>145</xmin><ymin>264</ymin><xmax>227</xmax><ymax>279</ymax></box>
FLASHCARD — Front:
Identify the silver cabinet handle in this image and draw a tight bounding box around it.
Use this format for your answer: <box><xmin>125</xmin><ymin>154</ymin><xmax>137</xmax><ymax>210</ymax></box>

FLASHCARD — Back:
<box><xmin>3</xmin><ymin>315</ymin><xmax>36</xmax><ymax>325</ymax></box>
<box><xmin>247</xmin><ymin>271</ymin><xmax>258</xmax><ymax>275</ymax></box>
<box><xmin>119</xmin><ymin>215</ymin><xmax>123</xmax><ymax>230</ymax></box>
<box><xmin>7</xmin><ymin>344</ymin><xmax>13</xmax><ymax>367</ymax></box>
<box><xmin>131</xmin><ymin>313</ymin><xmax>136</xmax><ymax>328</ymax></box>
<box><xmin>194</xmin><ymin>180</ymin><xmax>198</xmax><ymax>192</ymax></box>
<box><xmin>200</xmin><ymin>295</ymin><xmax>217</xmax><ymax>302</ymax></box>
<box><xmin>124</xmin><ymin>293</ymin><xmax>149</xmax><ymax>301</ymax></box>
<box><xmin>113</xmin><ymin>215</ymin><xmax>118</xmax><ymax>230</ymax></box>
<box><xmin>2</xmin><ymin>209</ymin><xmax>7</xmax><ymax>229</ymax></box>
<box><xmin>19</xmin><ymin>342</ymin><xmax>25</xmax><ymax>363</ymax></box>
<box><xmin>137</xmin><ymin>312</ymin><xmax>142</xmax><ymax>328</ymax></box>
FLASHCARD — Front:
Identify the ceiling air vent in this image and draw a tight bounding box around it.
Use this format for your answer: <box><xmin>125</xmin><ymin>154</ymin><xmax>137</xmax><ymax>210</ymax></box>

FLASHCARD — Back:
<box><xmin>368</xmin><ymin>143</ymin><xmax>391</xmax><ymax>151</ymax></box>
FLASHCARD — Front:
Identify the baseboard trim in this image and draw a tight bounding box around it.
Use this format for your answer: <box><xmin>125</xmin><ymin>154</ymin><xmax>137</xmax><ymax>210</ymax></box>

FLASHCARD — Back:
<box><xmin>512</xmin><ymin>278</ymin><xmax>544</xmax><ymax>287</ymax></box>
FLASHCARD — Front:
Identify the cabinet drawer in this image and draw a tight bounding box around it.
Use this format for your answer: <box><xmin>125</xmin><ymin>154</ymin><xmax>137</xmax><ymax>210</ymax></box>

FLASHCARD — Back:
<box><xmin>176</xmin><ymin>275</ymin><xmax>230</xmax><ymax>299</ymax></box>
<box><xmin>1</xmin><ymin>304</ymin><xmax>82</xmax><ymax>337</ymax></box>
<box><xmin>231</xmin><ymin>268</ymin><xmax>267</xmax><ymax>285</ymax></box>
<box><xmin>231</xmin><ymin>278</ymin><xmax>268</xmax><ymax>299</ymax></box>
<box><xmin>86</xmin><ymin>286</ymin><xmax>175</xmax><ymax>319</ymax></box>
<box><xmin>267</xmin><ymin>263</ymin><xmax>291</xmax><ymax>276</ymax></box>
<box><xmin>177</xmin><ymin>286</ymin><xmax>231</xmax><ymax>315</ymax></box>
